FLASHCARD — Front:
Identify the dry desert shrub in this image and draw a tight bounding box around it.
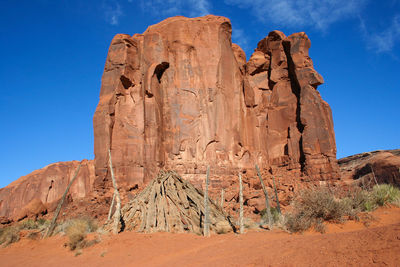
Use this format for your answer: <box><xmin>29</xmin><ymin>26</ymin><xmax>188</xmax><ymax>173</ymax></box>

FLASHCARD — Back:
<box><xmin>27</xmin><ymin>231</ymin><xmax>41</xmax><ymax>240</ymax></box>
<box><xmin>284</xmin><ymin>184</ymin><xmax>400</xmax><ymax>233</ymax></box>
<box><xmin>0</xmin><ymin>218</ymin><xmax>50</xmax><ymax>246</ymax></box>
<box><xmin>243</xmin><ymin>217</ymin><xmax>259</xmax><ymax>230</ymax></box>
<box><xmin>393</xmin><ymin>197</ymin><xmax>400</xmax><ymax>207</ymax></box>
<box><xmin>215</xmin><ymin>221</ymin><xmax>233</xmax><ymax>234</ymax></box>
<box><xmin>19</xmin><ymin>219</ymin><xmax>38</xmax><ymax>230</ymax></box>
<box><xmin>342</xmin><ymin>184</ymin><xmax>400</xmax><ymax>213</ymax></box>
<box><xmin>19</xmin><ymin>218</ymin><xmax>49</xmax><ymax>230</ymax></box>
<box><xmin>64</xmin><ymin>217</ymin><xmax>98</xmax><ymax>250</ymax></box>
<box><xmin>0</xmin><ymin>226</ymin><xmax>19</xmax><ymax>247</ymax></box>
<box><xmin>285</xmin><ymin>187</ymin><xmax>349</xmax><ymax>233</ymax></box>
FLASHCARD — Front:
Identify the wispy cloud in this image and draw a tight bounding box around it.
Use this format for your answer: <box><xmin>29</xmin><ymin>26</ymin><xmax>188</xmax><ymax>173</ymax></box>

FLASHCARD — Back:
<box><xmin>103</xmin><ymin>1</ymin><xmax>123</xmax><ymax>25</ymax></box>
<box><xmin>360</xmin><ymin>15</ymin><xmax>400</xmax><ymax>53</ymax></box>
<box><xmin>138</xmin><ymin>0</ymin><xmax>211</xmax><ymax>17</ymax></box>
<box><xmin>225</xmin><ymin>0</ymin><xmax>367</xmax><ymax>31</ymax></box>
<box><xmin>232</xmin><ymin>27</ymin><xmax>249</xmax><ymax>52</ymax></box>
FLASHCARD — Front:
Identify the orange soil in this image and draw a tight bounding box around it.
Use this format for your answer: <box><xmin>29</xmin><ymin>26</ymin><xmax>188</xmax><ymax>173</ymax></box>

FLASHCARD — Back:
<box><xmin>1</xmin><ymin>206</ymin><xmax>400</xmax><ymax>267</ymax></box>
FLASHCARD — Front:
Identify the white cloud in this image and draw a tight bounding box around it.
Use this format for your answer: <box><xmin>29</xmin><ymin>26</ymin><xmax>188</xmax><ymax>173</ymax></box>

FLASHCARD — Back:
<box><xmin>232</xmin><ymin>27</ymin><xmax>249</xmax><ymax>51</ymax></box>
<box><xmin>103</xmin><ymin>1</ymin><xmax>123</xmax><ymax>25</ymax></box>
<box><xmin>360</xmin><ymin>15</ymin><xmax>400</xmax><ymax>53</ymax></box>
<box><xmin>139</xmin><ymin>0</ymin><xmax>211</xmax><ymax>17</ymax></box>
<box><xmin>225</xmin><ymin>0</ymin><xmax>367</xmax><ymax>31</ymax></box>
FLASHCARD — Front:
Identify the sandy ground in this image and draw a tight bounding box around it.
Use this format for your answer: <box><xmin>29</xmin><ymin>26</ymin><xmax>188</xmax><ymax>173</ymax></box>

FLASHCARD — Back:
<box><xmin>1</xmin><ymin>206</ymin><xmax>399</xmax><ymax>267</ymax></box>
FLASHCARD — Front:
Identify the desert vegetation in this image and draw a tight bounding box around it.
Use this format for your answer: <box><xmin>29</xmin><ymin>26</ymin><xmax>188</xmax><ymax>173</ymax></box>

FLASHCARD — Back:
<box><xmin>283</xmin><ymin>184</ymin><xmax>400</xmax><ymax>233</ymax></box>
<box><xmin>0</xmin><ymin>177</ymin><xmax>399</xmax><ymax>253</ymax></box>
<box><xmin>0</xmin><ymin>216</ymin><xmax>99</xmax><ymax>251</ymax></box>
<box><xmin>60</xmin><ymin>217</ymin><xmax>99</xmax><ymax>250</ymax></box>
<box><xmin>0</xmin><ymin>218</ymin><xmax>49</xmax><ymax>247</ymax></box>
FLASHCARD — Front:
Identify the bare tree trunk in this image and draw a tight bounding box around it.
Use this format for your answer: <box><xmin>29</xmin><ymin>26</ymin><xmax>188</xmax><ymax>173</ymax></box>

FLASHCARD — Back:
<box><xmin>203</xmin><ymin>166</ymin><xmax>210</xmax><ymax>237</ymax></box>
<box><xmin>255</xmin><ymin>164</ymin><xmax>272</xmax><ymax>228</ymax></box>
<box><xmin>107</xmin><ymin>192</ymin><xmax>116</xmax><ymax>221</ymax></box>
<box><xmin>45</xmin><ymin>164</ymin><xmax>81</xmax><ymax>238</ymax></box>
<box><xmin>220</xmin><ymin>188</ymin><xmax>225</xmax><ymax>210</ymax></box>
<box><xmin>239</xmin><ymin>172</ymin><xmax>244</xmax><ymax>234</ymax></box>
<box><xmin>370</xmin><ymin>164</ymin><xmax>379</xmax><ymax>186</ymax></box>
<box><xmin>109</xmin><ymin>149</ymin><xmax>122</xmax><ymax>234</ymax></box>
<box><xmin>271</xmin><ymin>175</ymin><xmax>281</xmax><ymax>214</ymax></box>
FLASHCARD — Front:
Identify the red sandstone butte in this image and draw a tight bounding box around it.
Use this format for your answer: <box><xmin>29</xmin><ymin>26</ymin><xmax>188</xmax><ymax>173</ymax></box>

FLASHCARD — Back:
<box><xmin>1</xmin><ymin>15</ymin><xmax>341</xmax><ymax>221</ymax></box>
<box><xmin>93</xmin><ymin>15</ymin><xmax>339</xmax><ymax>199</ymax></box>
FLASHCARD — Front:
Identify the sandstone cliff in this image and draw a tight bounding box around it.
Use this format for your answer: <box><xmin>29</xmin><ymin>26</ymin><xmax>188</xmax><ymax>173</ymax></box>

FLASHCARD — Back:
<box><xmin>93</xmin><ymin>15</ymin><xmax>339</xmax><ymax>204</ymax></box>
<box><xmin>0</xmin><ymin>160</ymin><xmax>95</xmax><ymax>220</ymax></box>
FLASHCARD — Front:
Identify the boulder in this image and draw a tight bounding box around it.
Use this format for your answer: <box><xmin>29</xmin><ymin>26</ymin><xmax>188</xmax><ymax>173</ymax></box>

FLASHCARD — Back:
<box><xmin>14</xmin><ymin>198</ymin><xmax>47</xmax><ymax>221</ymax></box>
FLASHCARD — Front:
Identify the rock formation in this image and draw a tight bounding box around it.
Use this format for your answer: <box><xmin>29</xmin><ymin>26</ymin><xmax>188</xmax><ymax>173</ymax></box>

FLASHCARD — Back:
<box><xmin>339</xmin><ymin>149</ymin><xmax>400</xmax><ymax>187</ymax></box>
<box><xmin>93</xmin><ymin>15</ymin><xmax>339</xmax><ymax>203</ymax></box>
<box><xmin>1</xmin><ymin>15</ymin><xmax>341</xmax><ymax>222</ymax></box>
<box><xmin>0</xmin><ymin>160</ymin><xmax>95</xmax><ymax>220</ymax></box>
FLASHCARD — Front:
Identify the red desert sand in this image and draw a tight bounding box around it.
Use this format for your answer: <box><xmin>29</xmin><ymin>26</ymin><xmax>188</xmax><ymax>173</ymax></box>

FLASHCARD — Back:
<box><xmin>1</xmin><ymin>206</ymin><xmax>399</xmax><ymax>267</ymax></box>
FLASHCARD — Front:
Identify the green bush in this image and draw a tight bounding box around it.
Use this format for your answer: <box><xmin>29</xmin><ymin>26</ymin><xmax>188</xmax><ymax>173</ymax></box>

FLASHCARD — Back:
<box><xmin>343</xmin><ymin>184</ymin><xmax>400</xmax><ymax>212</ymax></box>
<box><xmin>260</xmin><ymin>207</ymin><xmax>281</xmax><ymax>224</ymax></box>
<box><xmin>341</xmin><ymin>189</ymin><xmax>375</xmax><ymax>213</ymax></box>
<box><xmin>371</xmin><ymin>184</ymin><xmax>400</xmax><ymax>207</ymax></box>
<box><xmin>37</xmin><ymin>218</ymin><xmax>48</xmax><ymax>226</ymax></box>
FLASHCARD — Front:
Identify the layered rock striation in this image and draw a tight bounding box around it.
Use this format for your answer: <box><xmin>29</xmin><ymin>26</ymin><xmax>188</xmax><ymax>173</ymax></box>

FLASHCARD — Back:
<box><xmin>93</xmin><ymin>15</ymin><xmax>339</xmax><ymax>200</ymax></box>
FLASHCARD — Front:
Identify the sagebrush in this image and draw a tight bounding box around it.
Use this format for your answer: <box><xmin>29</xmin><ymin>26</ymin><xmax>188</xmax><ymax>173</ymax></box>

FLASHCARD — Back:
<box><xmin>283</xmin><ymin>184</ymin><xmax>400</xmax><ymax>233</ymax></box>
<box><xmin>64</xmin><ymin>217</ymin><xmax>98</xmax><ymax>250</ymax></box>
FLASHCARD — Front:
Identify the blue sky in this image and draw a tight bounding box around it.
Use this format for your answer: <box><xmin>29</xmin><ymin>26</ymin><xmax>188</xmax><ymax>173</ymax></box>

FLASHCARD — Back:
<box><xmin>0</xmin><ymin>0</ymin><xmax>399</xmax><ymax>187</ymax></box>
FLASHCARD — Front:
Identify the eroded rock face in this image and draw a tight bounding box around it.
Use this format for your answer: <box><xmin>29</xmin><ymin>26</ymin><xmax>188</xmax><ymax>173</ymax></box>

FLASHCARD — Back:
<box><xmin>339</xmin><ymin>150</ymin><xmax>400</xmax><ymax>187</ymax></box>
<box><xmin>93</xmin><ymin>15</ymin><xmax>340</xmax><ymax>203</ymax></box>
<box><xmin>245</xmin><ymin>31</ymin><xmax>338</xmax><ymax>180</ymax></box>
<box><xmin>0</xmin><ymin>160</ymin><xmax>95</xmax><ymax>220</ymax></box>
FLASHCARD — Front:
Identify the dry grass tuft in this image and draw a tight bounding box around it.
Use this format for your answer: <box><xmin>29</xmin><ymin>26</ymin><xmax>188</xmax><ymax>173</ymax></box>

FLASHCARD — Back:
<box><xmin>27</xmin><ymin>231</ymin><xmax>41</xmax><ymax>240</ymax></box>
<box><xmin>215</xmin><ymin>221</ymin><xmax>232</xmax><ymax>234</ymax></box>
<box><xmin>64</xmin><ymin>217</ymin><xmax>98</xmax><ymax>250</ymax></box>
<box><xmin>0</xmin><ymin>226</ymin><xmax>20</xmax><ymax>247</ymax></box>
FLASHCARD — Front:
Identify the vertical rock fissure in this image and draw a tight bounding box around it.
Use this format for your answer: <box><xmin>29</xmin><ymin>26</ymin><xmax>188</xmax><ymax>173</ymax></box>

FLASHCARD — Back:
<box><xmin>155</xmin><ymin>62</ymin><xmax>169</xmax><ymax>167</ymax></box>
<box><xmin>283</xmin><ymin>40</ymin><xmax>306</xmax><ymax>172</ymax></box>
<box><xmin>45</xmin><ymin>180</ymin><xmax>54</xmax><ymax>203</ymax></box>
